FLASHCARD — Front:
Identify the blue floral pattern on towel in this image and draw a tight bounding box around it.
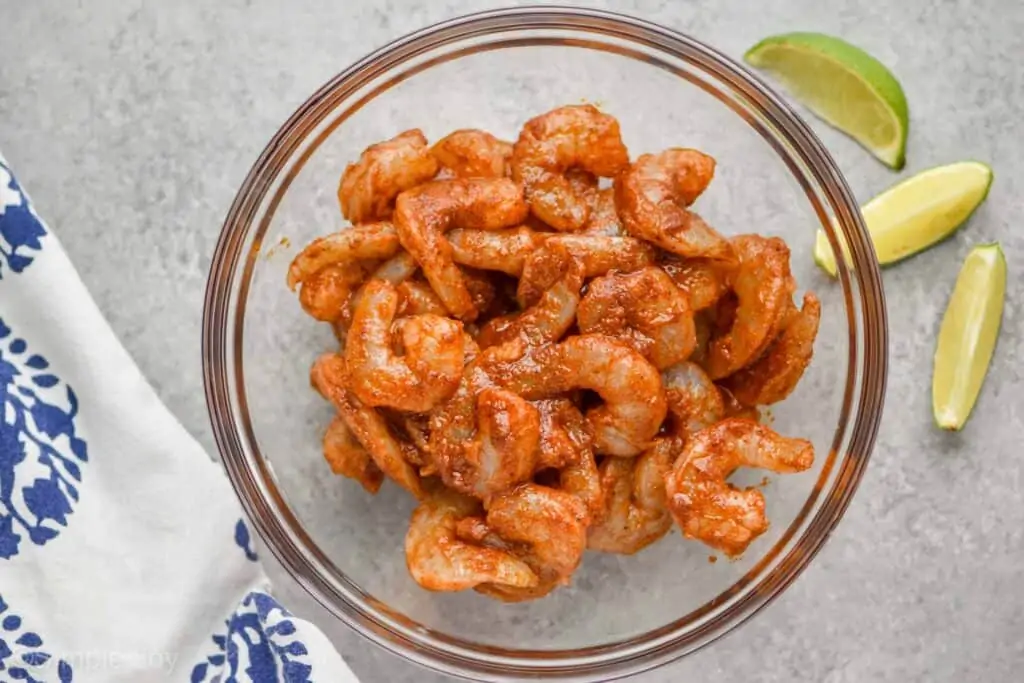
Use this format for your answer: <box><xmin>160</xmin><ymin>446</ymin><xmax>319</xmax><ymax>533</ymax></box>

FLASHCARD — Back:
<box><xmin>0</xmin><ymin>594</ymin><xmax>74</xmax><ymax>682</ymax></box>
<box><xmin>190</xmin><ymin>591</ymin><xmax>313</xmax><ymax>683</ymax></box>
<box><xmin>0</xmin><ymin>318</ymin><xmax>88</xmax><ymax>559</ymax></box>
<box><xmin>0</xmin><ymin>159</ymin><xmax>47</xmax><ymax>278</ymax></box>
<box><xmin>235</xmin><ymin>519</ymin><xmax>259</xmax><ymax>562</ymax></box>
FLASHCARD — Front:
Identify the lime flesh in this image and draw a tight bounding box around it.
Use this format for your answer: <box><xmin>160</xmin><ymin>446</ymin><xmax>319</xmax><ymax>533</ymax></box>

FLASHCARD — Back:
<box><xmin>745</xmin><ymin>32</ymin><xmax>909</xmax><ymax>169</ymax></box>
<box><xmin>814</xmin><ymin>161</ymin><xmax>993</xmax><ymax>277</ymax></box>
<box><xmin>932</xmin><ymin>243</ymin><xmax>1006</xmax><ymax>431</ymax></box>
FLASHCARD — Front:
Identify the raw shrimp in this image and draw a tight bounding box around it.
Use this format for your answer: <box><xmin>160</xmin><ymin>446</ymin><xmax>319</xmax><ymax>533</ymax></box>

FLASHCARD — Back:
<box><xmin>310</xmin><ymin>353</ymin><xmax>424</xmax><ymax>498</ymax></box>
<box><xmin>474</xmin><ymin>578</ymin><xmax>560</xmax><ymax>603</ymax></box>
<box><xmin>559</xmin><ymin>450</ymin><xmax>603</xmax><ymax>524</ymax></box>
<box><xmin>387</xmin><ymin>411</ymin><xmax>432</xmax><ymax>469</ymax></box>
<box><xmin>322</xmin><ymin>416</ymin><xmax>384</xmax><ymax>493</ymax></box>
<box><xmin>534</xmin><ymin>399</ymin><xmax>604</xmax><ymax>520</ymax></box>
<box><xmin>582</xmin><ymin>187</ymin><xmax>625</xmax><ymax>236</ymax></box>
<box><xmin>338</xmin><ymin>129</ymin><xmax>439</xmax><ymax>223</ymax></box>
<box><xmin>660</xmin><ymin>256</ymin><xmax>732</xmax><ymax>312</ymax></box>
<box><xmin>332</xmin><ymin>251</ymin><xmax>421</xmax><ymax>339</ymax></box>
<box><xmin>482</xmin><ymin>335</ymin><xmax>667</xmax><ymax>456</ymax></box>
<box><xmin>616</xmin><ymin>149</ymin><xmax>734</xmax><ymax>261</ymax></box>
<box><xmin>565</xmin><ymin>168</ymin><xmax>599</xmax><ymax>216</ymax></box>
<box><xmin>535</xmin><ymin>399</ymin><xmax>592</xmax><ymax>469</ymax></box>
<box><xmin>486</xmin><ymin>483</ymin><xmax>590</xmax><ymax>584</ymax></box>
<box><xmin>512</xmin><ymin>104</ymin><xmax>630</xmax><ymax>231</ymax></box>
<box><xmin>431</xmin><ymin>129</ymin><xmax>513</xmax><ymax>179</ymax></box>
<box><xmin>396</xmin><ymin>280</ymin><xmax>448</xmax><ymax>316</ymax></box>
<box><xmin>576</xmin><ymin>266</ymin><xmax>696</xmax><ymax>369</ymax></box>
<box><xmin>718</xmin><ymin>386</ymin><xmax>760</xmax><ymax>421</ymax></box>
<box><xmin>588</xmin><ymin>438</ymin><xmax>680</xmax><ymax>554</ymax></box>
<box><xmin>405</xmin><ymin>488</ymin><xmax>539</xmax><ymax>592</ymax></box>
<box><xmin>287</xmin><ymin>222</ymin><xmax>401</xmax><ymax>290</ymax></box>
<box><xmin>661</xmin><ymin>361</ymin><xmax>725</xmax><ymax>434</ymax></box>
<box><xmin>298</xmin><ymin>261</ymin><xmax>368</xmax><ymax>322</ymax></box>
<box><xmin>664</xmin><ymin>418</ymin><xmax>814</xmax><ymax>556</ymax></box>
<box><xmin>463</xmin><ymin>268</ymin><xmax>499</xmax><ymax>315</ymax></box>
<box><xmin>452</xmin><ymin>517</ymin><xmax>558</xmax><ymax>602</ymax></box>
<box><xmin>705</xmin><ymin>235</ymin><xmax>796</xmax><ymax>379</ymax></box>
<box><xmin>448</xmin><ymin>226</ymin><xmax>543</xmax><ymax>276</ymax></box>
<box><xmin>473</xmin><ymin>388</ymin><xmax>542</xmax><ymax>496</ymax></box>
<box><xmin>369</xmin><ymin>250</ymin><xmax>419</xmax><ymax>284</ymax></box>
<box><xmin>517</xmin><ymin>235</ymin><xmax>655</xmax><ymax>305</ymax></box>
<box><xmin>721</xmin><ymin>292</ymin><xmax>821</xmax><ymax>406</ymax></box>
<box><xmin>477</xmin><ymin>273</ymin><xmax>522</xmax><ymax>323</ymax></box>
<box><xmin>688</xmin><ymin>310</ymin><xmax>714</xmax><ymax>367</ymax></box>
<box><xmin>477</xmin><ymin>241</ymin><xmax>584</xmax><ymax>348</ymax></box>
<box><xmin>345</xmin><ymin>280</ymin><xmax>464</xmax><ymax>412</ymax></box>
<box><xmin>429</xmin><ymin>364</ymin><xmax>541</xmax><ymax>500</ymax></box>
<box><xmin>394</xmin><ymin>178</ymin><xmax>528</xmax><ymax>320</ymax></box>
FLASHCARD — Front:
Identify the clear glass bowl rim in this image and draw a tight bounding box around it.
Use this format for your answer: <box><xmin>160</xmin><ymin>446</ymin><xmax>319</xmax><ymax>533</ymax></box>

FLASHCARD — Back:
<box><xmin>202</xmin><ymin>6</ymin><xmax>888</xmax><ymax>681</ymax></box>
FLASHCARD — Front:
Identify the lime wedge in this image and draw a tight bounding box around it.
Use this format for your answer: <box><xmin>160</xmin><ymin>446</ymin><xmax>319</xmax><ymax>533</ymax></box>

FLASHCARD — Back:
<box><xmin>745</xmin><ymin>32</ymin><xmax>909</xmax><ymax>169</ymax></box>
<box><xmin>932</xmin><ymin>243</ymin><xmax>1006</xmax><ymax>431</ymax></box>
<box><xmin>813</xmin><ymin>161</ymin><xmax>993</xmax><ymax>277</ymax></box>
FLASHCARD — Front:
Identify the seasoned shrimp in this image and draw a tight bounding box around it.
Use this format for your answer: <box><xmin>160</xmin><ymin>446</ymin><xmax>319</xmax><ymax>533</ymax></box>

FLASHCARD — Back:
<box><xmin>452</xmin><ymin>517</ymin><xmax>559</xmax><ymax>602</ymax></box>
<box><xmin>664</xmin><ymin>418</ymin><xmax>814</xmax><ymax>556</ymax></box>
<box><xmin>287</xmin><ymin>222</ymin><xmax>401</xmax><ymax>290</ymax></box>
<box><xmin>338</xmin><ymin>129</ymin><xmax>439</xmax><ymax>223</ymax></box>
<box><xmin>394</xmin><ymin>178</ymin><xmax>528</xmax><ymax>320</ymax></box>
<box><xmin>298</xmin><ymin>261</ymin><xmax>369</xmax><ymax>322</ymax></box>
<box><xmin>463</xmin><ymin>268</ymin><xmax>499</xmax><ymax>315</ymax></box>
<box><xmin>483</xmin><ymin>335</ymin><xmax>667</xmax><ymax>456</ymax></box>
<box><xmin>322</xmin><ymin>416</ymin><xmax>384</xmax><ymax>493</ymax></box>
<box><xmin>429</xmin><ymin>364</ymin><xmax>541</xmax><ymax>500</ymax></box>
<box><xmin>486</xmin><ymin>483</ymin><xmax>590</xmax><ymax>584</ymax></box>
<box><xmin>474</xmin><ymin>578</ymin><xmax>560</xmax><ymax>603</ymax></box>
<box><xmin>565</xmin><ymin>168</ymin><xmax>599</xmax><ymax>216</ymax></box>
<box><xmin>559</xmin><ymin>449</ymin><xmax>603</xmax><ymax>524</ymax></box>
<box><xmin>345</xmin><ymin>280</ymin><xmax>464</xmax><ymax>412</ymax></box>
<box><xmin>405</xmin><ymin>488</ymin><xmax>539</xmax><ymax>592</ymax></box>
<box><xmin>512</xmin><ymin>104</ymin><xmax>630</xmax><ymax>231</ymax></box>
<box><xmin>517</xmin><ymin>235</ymin><xmax>655</xmax><ymax>305</ymax></box>
<box><xmin>616</xmin><ymin>149</ymin><xmax>734</xmax><ymax>261</ymax></box>
<box><xmin>310</xmin><ymin>353</ymin><xmax>424</xmax><ymax>498</ymax></box>
<box><xmin>721</xmin><ymin>292</ymin><xmax>821</xmax><ymax>406</ymax></box>
<box><xmin>583</xmin><ymin>187</ymin><xmax>625</xmax><ymax>236</ymax></box>
<box><xmin>478</xmin><ymin>242</ymin><xmax>584</xmax><ymax>348</ymax></box>
<box><xmin>294</xmin><ymin>112</ymin><xmax>828</xmax><ymax>600</ymax></box>
<box><xmin>718</xmin><ymin>386</ymin><xmax>760</xmax><ymax>421</ymax></box>
<box><xmin>395</xmin><ymin>279</ymin><xmax>448</xmax><ymax>316</ymax></box>
<box><xmin>536</xmin><ymin>399</ymin><xmax>604</xmax><ymax>521</ymax></box>
<box><xmin>369</xmin><ymin>250</ymin><xmax>419</xmax><ymax>284</ymax></box>
<box><xmin>661</xmin><ymin>362</ymin><xmax>725</xmax><ymax>434</ymax></box>
<box><xmin>588</xmin><ymin>438</ymin><xmax>679</xmax><ymax>554</ymax></box>
<box><xmin>332</xmin><ymin>252</ymin><xmax>421</xmax><ymax>339</ymax></box>
<box><xmin>473</xmin><ymin>388</ymin><xmax>542</xmax><ymax>496</ymax></box>
<box><xmin>688</xmin><ymin>310</ymin><xmax>714</xmax><ymax>367</ymax></box>
<box><xmin>448</xmin><ymin>226</ymin><xmax>543</xmax><ymax>276</ymax></box>
<box><xmin>535</xmin><ymin>399</ymin><xmax>591</xmax><ymax>469</ymax></box>
<box><xmin>705</xmin><ymin>235</ymin><xmax>796</xmax><ymax>379</ymax></box>
<box><xmin>385</xmin><ymin>411</ymin><xmax>432</xmax><ymax>469</ymax></box>
<box><xmin>576</xmin><ymin>266</ymin><xmax>696</xmax><ymax>369</ymax></box>
<box><xmin>660</xmin><ymin>256</ymin><xmax>732</xmax><ymax>312</ymax></box>
<box><xmin>431</xmin><ymin>129</ymin><xmax>513</xmax><ymax>179</ymax></box>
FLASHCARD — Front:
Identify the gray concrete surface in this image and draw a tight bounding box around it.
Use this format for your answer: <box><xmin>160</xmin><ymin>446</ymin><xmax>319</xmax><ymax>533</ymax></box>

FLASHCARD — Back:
<box><xmin>3</xmin><ymin>0</ymin><xmax>1023</xmax><ymax>680</ymax></box>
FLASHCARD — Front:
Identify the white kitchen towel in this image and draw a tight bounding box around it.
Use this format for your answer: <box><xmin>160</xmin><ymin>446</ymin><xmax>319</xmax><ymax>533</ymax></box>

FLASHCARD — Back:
<box><xmin>0</xmin><ymin>153</ymin><xmax>359</xmax><ymax>682</ymax></box>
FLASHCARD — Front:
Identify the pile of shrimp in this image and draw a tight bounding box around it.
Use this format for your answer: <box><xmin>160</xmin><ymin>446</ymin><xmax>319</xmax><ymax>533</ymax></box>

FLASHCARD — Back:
<box><xmin>290</xmin><ymin>106</ymin><xmax>821</xmax><ymax>602</ymax></box>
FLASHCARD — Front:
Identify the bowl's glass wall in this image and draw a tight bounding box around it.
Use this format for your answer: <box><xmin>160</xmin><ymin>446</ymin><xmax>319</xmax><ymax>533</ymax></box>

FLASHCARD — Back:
<box><xmin>206</xmin><ymin>9</ymin><xmax>884</xmax><ymax>680</ymax></box>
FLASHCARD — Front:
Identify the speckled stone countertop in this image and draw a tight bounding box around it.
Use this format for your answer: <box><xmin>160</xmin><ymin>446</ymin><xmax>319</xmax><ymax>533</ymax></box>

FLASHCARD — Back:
<box><xmin>3</xmin><ymin>1</ymin><xmax>1023</xmax><ymax>680</ymax></box>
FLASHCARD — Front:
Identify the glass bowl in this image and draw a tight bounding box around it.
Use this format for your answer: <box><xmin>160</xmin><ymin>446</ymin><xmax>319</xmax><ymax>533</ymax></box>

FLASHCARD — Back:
<box><xmin>202</xmin><ymin>6</ymin><xmax>887</xmax><ymax>681</ymax></box>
